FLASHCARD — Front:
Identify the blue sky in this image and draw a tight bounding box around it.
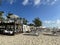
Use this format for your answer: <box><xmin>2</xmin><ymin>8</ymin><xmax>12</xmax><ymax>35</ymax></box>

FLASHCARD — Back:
<box><xmin>0</xmin><ymin>0</ymin><xmax>60</xmax><ymax>27</ymax></box>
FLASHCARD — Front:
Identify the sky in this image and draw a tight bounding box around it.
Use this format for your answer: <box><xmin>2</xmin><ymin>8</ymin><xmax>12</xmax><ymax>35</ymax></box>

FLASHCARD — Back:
<box><xmin>0</xmin><ymin>0</ymin><xmax>60</xmax><ymax>27</ymax></box>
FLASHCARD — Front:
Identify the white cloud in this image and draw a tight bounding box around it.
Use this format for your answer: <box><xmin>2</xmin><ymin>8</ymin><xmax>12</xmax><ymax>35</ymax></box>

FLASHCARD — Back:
<box><xmin>42</xmin><ymin>0</ymin><xmax>58</xmax><ymax>5</ymax></box>
<box><xmin>22</xmin><ymin>0</ymin><xmax>29</xmax><ymax>6</ymax></box>
<box><xmin>34</xmin><ymin>0</ymin><xmax>41</xmax><ymax>6</ymax></box>
<box><xmin>44</xmin><ymin>20</ymin><xmax>51</xmax><ymax>24</ymax></box>
<box><xmin>47</xmin><ymin>0</ymin><xmax>50</xmax><ymax>2</ymax></box>
<box><xmin>7</xmin><ymin>0</ymin><xmax>16</xmax><ymax>4</ymax></box>
<box><xmin>44</xmin><ymin>19</ymin><xmax>60</xmax><ymax>27</ymax></box>
<box><xmin>56</xmin><ymin>19</ymin><xmax>60</xmax><ymax>24</ymax></box>
<box><xmin>44</xmin><ymin>19</ymin><xmax>60</xmax><ymax>24</ymax></box>
<box><xmin>10</xmin><ymin>0</ymin><xmax>14</xmax><ymax>4</ymax></box>
<box><xmin>6</xmin><ymin>0</ymin><xmax>58</xmax><ymax>6</ymax></box>
<box><xmin>22</xmin><ymin>0</ymin><xmax>58</xmax><ymax>6</ymax></box>
<box><xmin>50</xmin><ymin>0</ymin><xmax>57</xmax><ymax>5</ymax></box>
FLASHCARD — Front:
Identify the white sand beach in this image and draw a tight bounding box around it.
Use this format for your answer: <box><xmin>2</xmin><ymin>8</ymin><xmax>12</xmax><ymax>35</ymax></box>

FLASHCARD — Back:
<box><xmin>0</xmin><ymin>33</ymin><xmax>60</xmax><ymax>45</ymax></box>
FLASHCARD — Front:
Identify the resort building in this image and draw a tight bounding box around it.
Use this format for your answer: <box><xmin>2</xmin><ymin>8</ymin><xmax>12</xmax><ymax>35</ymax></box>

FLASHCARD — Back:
<box><xmin>0</xmin><ymin>14</ymin><xmax>23</xmax><ymax>33</ymax></box>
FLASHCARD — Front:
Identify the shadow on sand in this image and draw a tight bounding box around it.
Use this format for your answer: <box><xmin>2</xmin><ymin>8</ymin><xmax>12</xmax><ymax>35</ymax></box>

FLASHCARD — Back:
<box><xmin>23</xmin><ymin>33</ymin><xmax>39</xmax><ymax>36</ymax></box>
<box><xmin>43</xmin><ymin>33</ymin><xmax>58</xmax><ymax>36</ymax></box>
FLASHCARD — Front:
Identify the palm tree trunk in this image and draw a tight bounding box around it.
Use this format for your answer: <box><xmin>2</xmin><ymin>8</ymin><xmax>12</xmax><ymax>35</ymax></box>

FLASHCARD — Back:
<box><xmin>14</xmin><ymin>18</ymin><xmax>16</xmax><ymax>31</ymax></box>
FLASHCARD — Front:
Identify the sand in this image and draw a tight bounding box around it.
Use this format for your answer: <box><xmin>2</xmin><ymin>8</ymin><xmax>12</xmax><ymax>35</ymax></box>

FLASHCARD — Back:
<box><xmin>0</xmin><ymin>33</ymin><xmax>60</xmax><ymax>45</ymax></box>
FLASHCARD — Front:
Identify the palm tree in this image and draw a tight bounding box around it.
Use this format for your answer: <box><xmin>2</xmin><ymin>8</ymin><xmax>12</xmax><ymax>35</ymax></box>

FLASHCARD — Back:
<box><xmin>0</xmin><ymin>11</ymin><xmax>4</xmax><ymax>22</ymax></box>
<box><xmin>33</xmin><ymin>17</ymin><xmax>42</xmax><ymax>34</ymax></box>
<box><xmin>28</xmin><ymin>23</ymin><xmax>34</xmax><ymax>26</ymax></box>
<box><xmin>33</xmin><ymin>17</ymin><xmax>42</xmax><ymax>27</ymax></box>
<box><xmin>23</xmin><ymin>18</ymin><xmax>28</xmax><ymax>25</ymax></box>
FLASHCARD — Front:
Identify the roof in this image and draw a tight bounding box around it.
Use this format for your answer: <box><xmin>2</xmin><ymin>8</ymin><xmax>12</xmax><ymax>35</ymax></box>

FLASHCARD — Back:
<box><xmin>0</xmin><ymin>22</ymin><xmax>20</xmax><ymax>25</ymax></box>
<box><xmin>9</xmin><ymin>14</ymin><xmax>19</xmax><ymax>19</ymax></box>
